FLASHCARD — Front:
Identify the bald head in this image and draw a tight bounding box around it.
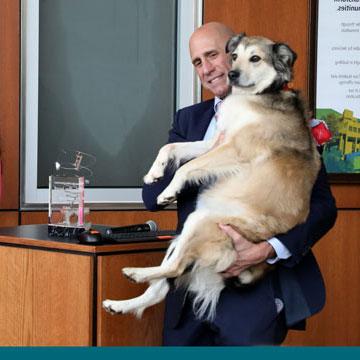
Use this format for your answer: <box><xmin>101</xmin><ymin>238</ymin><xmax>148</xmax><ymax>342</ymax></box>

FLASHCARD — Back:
<box><xmin>189</xmin><ymin>22</ymin><xmax>235</xmax><ymax>98</ymax></box>
<box><xmin>190</xmin><ymin>22</ymin><xmax>235</xmax><ymax>53</ymax></box>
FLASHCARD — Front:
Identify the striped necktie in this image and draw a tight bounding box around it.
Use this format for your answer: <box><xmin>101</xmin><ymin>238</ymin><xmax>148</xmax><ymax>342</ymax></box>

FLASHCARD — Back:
<box><xmin>214</xmin><ymin>100</ymin><xmax>222</xmax><ymax>121</ymax></box>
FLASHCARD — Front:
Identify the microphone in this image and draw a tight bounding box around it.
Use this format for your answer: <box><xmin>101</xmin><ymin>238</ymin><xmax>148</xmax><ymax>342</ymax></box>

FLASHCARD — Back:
<box><xmin>105</xmin><ymin>220</ymin><xmax>158</xmax><ymax>235</ymax></box>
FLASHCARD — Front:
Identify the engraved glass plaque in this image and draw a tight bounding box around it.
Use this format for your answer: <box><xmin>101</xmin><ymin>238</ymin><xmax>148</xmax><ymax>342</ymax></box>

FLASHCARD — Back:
<box><xmin>48</xmin><ymin>175</ymin><xmax>91</xmax><ymax>237</ymax></box>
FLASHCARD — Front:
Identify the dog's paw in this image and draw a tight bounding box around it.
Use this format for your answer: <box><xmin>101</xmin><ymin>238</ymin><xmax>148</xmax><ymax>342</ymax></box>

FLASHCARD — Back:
<box><xmin>122</xmin><ymin>267</ymin><xmax>148</xmax><ymax>283</ymax></box>
<box><xmin>157</xmin><ymin>189</ymin><xmax>177</xmax><ymax>205</ymax></box>
<box><xmin>103</xmin><ymin>299</ymin><xmax>145</xmax><ymax>318</ymax></box>
<box><xmin>102</xmin><ymin>299</ymin><xmax>124</xmax><ymax>315</ymax></box>
<box><xmin>143</xmin><ymin>170</ymin><xmax>162</xmax><ymax>184</ymax></box>
<box><xmin>237</xmin><ymin>270</ymin><xmax>255</xmax><ymax>285</ymax></box>
<box><xmin>143</xmin><ymin>161</ymin><xmax>168</xmax><ymax>184</ymax></box>
<box><xmin>144</xmin><ymin>148</ymin><xmax>171</xmax><ymax>184</ymax></box>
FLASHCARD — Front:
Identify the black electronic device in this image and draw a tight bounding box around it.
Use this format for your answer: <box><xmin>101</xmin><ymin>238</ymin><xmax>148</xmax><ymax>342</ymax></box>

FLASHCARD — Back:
<box><xmin>78</xmin><ymin>229</ymin><xmax>103</xmax><ymax>244</ymax></box>
<box><xmin>104</xmin><ymin>230</ymin><xmax>176</xmax><ymax>243</ymax></box>
<box><xmin>105</xmin><ymin>220</ymin><xmax>158</xmax><ymax>235</ymax></box>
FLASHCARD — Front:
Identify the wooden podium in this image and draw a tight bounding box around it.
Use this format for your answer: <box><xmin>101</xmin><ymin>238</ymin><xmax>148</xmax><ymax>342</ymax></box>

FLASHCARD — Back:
<box><xmin>0</xmin><ymin>225</ymin><xmax>168</xmax><ymax>346</ymax></box>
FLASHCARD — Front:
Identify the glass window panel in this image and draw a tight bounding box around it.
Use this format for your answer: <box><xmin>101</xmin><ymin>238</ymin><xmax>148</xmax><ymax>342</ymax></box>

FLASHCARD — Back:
<box><xmin>37</xmin><ymin>0</ymin><xmax>176</xmax><ymax>188</ymax></box>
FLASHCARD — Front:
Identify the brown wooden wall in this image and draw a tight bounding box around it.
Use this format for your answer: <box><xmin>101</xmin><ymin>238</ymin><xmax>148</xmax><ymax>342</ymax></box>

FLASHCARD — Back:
<box><xmin>0</xmin><ymin>0</ymin><xmax>359</xmax><ymax>345</ymax></box>
<box><xmin>0</xmin><ymin>0</ymin><xmax>20</xmax><ymax>212</ymax></box>
<box><xmin>203</xmin><ymin>0</ymin><xmax>315</xmax><ymax>103</ymax></box>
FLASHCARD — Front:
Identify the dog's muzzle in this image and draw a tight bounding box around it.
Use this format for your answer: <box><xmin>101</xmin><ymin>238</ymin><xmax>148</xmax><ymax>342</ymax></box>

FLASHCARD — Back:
<box><xmin>228</xmin><ymin>70</ymin><xmax>240</xmax><ymax>84</ymax></box>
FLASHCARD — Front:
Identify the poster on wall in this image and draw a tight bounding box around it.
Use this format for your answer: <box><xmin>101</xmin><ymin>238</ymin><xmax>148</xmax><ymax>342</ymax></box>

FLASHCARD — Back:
<box><xmin>316</xmin><ymin>0</ymin><xmax>360</xmax><ymax>180</ymax></box>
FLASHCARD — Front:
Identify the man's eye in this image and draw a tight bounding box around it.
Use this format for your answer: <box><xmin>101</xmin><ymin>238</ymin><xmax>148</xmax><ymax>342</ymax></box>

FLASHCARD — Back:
<box><xmin>250</xmin><ymin>55</ymin><xmax>261</xmax><ymax>63</ymax></box>
<box><xmin>231</xmin><ymin>53</ymin><xmax>237</xmax><ymax>61</ymax></box>
<box><xmin>209</xmin><ymin>52</ymin><xmax>217</xmax><ymax>58</ymax></box>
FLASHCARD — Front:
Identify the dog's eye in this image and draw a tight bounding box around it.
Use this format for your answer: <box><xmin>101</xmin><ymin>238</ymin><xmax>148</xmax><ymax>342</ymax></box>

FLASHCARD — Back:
<box><xmin>231</xmin><ymin>53</ymin><xmax>237</xmax><ymax>61</ymax></box>
<box><xmin>249</xmin><ymin>55</ymin><xmax>261</xmax><ymax>63</ymax></box>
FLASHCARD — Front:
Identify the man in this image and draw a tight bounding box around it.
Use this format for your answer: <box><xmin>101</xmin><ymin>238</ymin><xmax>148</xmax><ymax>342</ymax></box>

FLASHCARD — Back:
<box><xmin>142</xmin><ymin>22</ymin><xmax>337</xmax><ymax>346</ymax></box>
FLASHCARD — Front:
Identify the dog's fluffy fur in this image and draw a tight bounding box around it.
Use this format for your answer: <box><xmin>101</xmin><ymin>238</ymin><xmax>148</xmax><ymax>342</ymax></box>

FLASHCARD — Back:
<box><xmin>103</xmin><ymin>34</ymin><xmax>320</xmax><ymax>321</ymax></box>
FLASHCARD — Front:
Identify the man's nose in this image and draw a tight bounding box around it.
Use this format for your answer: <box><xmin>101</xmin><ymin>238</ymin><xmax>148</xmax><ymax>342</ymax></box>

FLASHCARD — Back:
<box><xmin>202</xmin><ymin>59</ymin><xmax>215</xmax><ymax>75</ymax></box>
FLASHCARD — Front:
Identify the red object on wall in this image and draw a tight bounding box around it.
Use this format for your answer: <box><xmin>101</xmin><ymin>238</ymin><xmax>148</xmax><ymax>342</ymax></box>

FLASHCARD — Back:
<box><xmin>310</xmin><ymin>119</ymin><xmax>332</xmax><ymax>146</ymax></box>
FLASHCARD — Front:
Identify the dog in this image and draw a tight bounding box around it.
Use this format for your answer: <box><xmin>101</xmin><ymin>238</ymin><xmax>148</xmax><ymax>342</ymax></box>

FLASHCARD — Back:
<box><xmin>103</xmin><ymin>34</ymin><xmax>321</xmax><ymax>321</ymax></box>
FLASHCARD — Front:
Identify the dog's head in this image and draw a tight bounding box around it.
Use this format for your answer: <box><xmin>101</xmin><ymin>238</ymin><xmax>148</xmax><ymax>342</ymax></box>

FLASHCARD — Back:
<box><xmin>225</xmin><ymin>33</ymin><xmax>297</xmax><ymax>95</ymax></box>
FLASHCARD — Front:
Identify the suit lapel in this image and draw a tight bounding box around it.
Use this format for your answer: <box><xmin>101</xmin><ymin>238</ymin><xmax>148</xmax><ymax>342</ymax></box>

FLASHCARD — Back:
<box><xmin>189</xmin><ymin>101</ymin><xmax>215</xmax><ymax>141</ymax></box>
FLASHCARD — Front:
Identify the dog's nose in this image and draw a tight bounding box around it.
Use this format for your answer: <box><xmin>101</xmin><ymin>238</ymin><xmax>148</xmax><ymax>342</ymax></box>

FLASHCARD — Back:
<box><xmin>228</xmin><ymin>70</ymin><xmax>240</xmax><ymax>81</ymax></box>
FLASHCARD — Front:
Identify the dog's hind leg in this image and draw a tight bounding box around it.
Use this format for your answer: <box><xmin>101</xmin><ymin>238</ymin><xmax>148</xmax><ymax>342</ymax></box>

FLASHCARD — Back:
<box><xmin>102</xmin><ymin>240</ymin><xmax>180</xmax><ymax>317</ymax></box>
<box><xmin>102</xmin><ymin>278</ymin><xmax>169</xmax><ymax>317</ymax></box>
<box><xmin>122</xmin><ymin>234</ymin><xmax>192</xmax><ymax>283</ymax></box>
<box><xmin>123</xmin><ymin>211</ymin><xmax>209</xmax><ymax>283</ymax></box>
<box><xmin>144</xmin><ymin>136</ymin><xmax>220</xmax><ymax>184</ymax></box>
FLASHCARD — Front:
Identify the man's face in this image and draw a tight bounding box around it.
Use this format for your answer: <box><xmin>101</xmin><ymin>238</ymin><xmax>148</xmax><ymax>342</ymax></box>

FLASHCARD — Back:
<box><xmin>190</xmin><ymin>32</ymin><xmax>232</xmax><ymax>98</ymax></box>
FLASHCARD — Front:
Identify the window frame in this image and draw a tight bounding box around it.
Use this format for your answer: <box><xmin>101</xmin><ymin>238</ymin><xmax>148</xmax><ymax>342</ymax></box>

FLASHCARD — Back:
<box><xmin>20</xmin><ymin>0</ymin><xmax>202</xmax><ymax>210</ymax></box>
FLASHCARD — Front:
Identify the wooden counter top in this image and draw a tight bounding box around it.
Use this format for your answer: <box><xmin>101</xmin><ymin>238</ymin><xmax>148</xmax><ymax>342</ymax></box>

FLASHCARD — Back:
<box><xmin>0</xmin><ymin>224</ymin><xmax>170</xmax><ymax>254</ymax></box>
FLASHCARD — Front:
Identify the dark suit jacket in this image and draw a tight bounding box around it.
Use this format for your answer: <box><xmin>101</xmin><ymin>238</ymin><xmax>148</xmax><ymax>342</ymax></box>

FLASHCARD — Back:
<box><xmin>142</xmin><ymin>99</ymin><xmax>337</xmax><ymax>328</ymax></box>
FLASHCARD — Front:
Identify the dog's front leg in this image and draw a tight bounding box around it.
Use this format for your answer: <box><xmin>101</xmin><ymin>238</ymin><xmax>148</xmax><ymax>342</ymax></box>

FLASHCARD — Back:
<box><xmin>157</xmin><ymin>143</ymin><xmax>239</xmax><ymax>205</ymax></box>
<box><xmin>143</xmin><ymin>143</ymin><xmax>174</xmax><ymax>184</ymax></box>
<box><xmin>156</xmin><ymin>168</ymin><xmax>188</xmax><ymax>205</ymax></box>
<box><xmin>144</xmin><ymin>138</ymin><xmax>218</xmax><ymax>184</ymax></box>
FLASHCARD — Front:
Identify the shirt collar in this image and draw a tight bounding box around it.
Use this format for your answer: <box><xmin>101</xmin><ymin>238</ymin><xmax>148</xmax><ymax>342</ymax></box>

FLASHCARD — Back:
<box><xmin>213</xmin><ymin>97</ymin><xmax>222</xmax><ymax>114</ymax></box>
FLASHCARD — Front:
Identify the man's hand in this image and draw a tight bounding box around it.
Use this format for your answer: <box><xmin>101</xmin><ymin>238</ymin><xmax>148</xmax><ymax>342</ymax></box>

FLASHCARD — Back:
<box><xmin>218</xmin><ymin>223</ymin><xmax>275</xmax><ymax>278</ymax></box>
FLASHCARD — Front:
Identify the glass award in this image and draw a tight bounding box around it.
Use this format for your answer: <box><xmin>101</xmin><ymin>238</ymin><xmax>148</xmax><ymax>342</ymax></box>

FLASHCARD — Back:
<box><xmin>48</xmin><ymin>175</ymin><xmax>91</xmax><ymax>237</ymax></box>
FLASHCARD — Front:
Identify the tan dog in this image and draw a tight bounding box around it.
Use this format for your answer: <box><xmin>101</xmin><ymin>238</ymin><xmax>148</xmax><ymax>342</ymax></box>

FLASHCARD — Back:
<box><xmin>103</xmin><ymin>34</ymin><xmax>320</xmax><ymax>321</ymax></box>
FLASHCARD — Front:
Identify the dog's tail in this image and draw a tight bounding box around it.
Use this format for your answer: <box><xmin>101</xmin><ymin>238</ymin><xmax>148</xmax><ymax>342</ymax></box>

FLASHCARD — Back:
<box><xmin>186</xmin><ymin>266</ymin><xmax>225</xmax><ymax>321</ymax></box>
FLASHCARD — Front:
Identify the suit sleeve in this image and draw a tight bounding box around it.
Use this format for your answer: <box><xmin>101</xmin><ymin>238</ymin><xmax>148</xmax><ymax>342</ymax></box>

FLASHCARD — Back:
<box><xmin>142</xmin><ymin>109</ymin><xmax>187</xmax><ymax>211</ymax></box>
<box><xmin>276</xmin><ymin>160</ymin><xmax>337</xmax><ymax>268</ymax></box>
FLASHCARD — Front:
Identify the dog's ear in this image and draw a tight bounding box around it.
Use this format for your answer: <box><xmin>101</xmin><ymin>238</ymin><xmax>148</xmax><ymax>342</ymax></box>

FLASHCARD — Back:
<box><xmin>225</xmin><ymin>33</ymin><xmax>246</xmax><ymax>54</ymax></box>
<box><xmin>272</xmin><ymin>43</ymin><xmax>297</xmax><ymax>67</ymax></box>
<box><xmin>272</xmin><ymin>43</ymin><xmax>297</xmax><ymax>81</ymax></box>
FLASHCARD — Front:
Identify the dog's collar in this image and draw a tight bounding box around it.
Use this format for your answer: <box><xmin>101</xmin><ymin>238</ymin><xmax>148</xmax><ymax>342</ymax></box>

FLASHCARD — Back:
<box><xmin>282</xmin><ymin>82</ymin><xmax>292</xmax><ymax>91</ymax></box>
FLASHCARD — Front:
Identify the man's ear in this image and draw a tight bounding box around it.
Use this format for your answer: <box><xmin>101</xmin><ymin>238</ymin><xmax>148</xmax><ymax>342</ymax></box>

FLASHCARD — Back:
<box><xmin>272</xmin><ymin>43</ymin><xmax>297</xmax><ymax>82</ymax></box>
<box><xmin>225</xmin><ymin>33</ymin><xmax>246</xmax><ymax>53</ymax></box>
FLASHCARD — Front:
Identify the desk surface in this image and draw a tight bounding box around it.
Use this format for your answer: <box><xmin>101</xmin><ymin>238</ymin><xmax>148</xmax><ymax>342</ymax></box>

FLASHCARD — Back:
<box><xmin>0</xmin><ymin>224</ymin><xmax>169</xmax><ymax>254</ymax></box>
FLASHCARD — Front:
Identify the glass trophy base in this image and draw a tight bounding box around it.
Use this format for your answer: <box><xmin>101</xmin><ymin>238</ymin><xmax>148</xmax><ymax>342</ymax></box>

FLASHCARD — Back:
<box><xmin>48</xmin><ymin>224</ymin><xmax>87</xmax><ymax>238</ymax></box>
<box><xmin>48</xmin><ymin>175</ymin><xmax>91</xmax><ymax>239</ymax></box>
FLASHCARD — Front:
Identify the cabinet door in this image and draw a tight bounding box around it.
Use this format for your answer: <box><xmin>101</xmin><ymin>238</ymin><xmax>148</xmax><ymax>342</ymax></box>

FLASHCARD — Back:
<box><xmin>97</xmin><ymin>251</ymin><xmax>165</xmax><ymax>346</ymax></box>
<box><xmin>0</xmin><ymin>246</ymin><xmax>93</xmax><ymax>345</ymax></box>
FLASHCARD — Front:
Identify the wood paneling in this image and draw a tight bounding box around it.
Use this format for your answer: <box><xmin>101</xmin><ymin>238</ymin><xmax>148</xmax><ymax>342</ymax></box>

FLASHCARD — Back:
<box><xmin>0</xmin><ymin>246</ymin><xmax>93</xmax><ymax>346</ymax></box>
<box><xmin>0</xmin><ymin>211</ymin><xmax>19</xmax><ymax>226</ymax></box>
<box><xmin>284</xmin><ymin>210</ymin><xmax>360</xmax><ymax>345</ymax></box>
<box><xmin>97</xmin><ymin>252</ymin><xmax>165</xmax><ymax>346</ymax></box>
<box><xmin>203</xmin><ymin>0</ymin><xmax>313</xmax><ymax>103</ymax></box>
<box><xmin>21</xmin><ymin>210</ymin><xmax>178</xmax><ymax>230</ymax></box>
<box><xmin>0</xmin><ymin>0</ymin><xmax>20</xmax><ymax>209</ymax></box>
<box><xmin>331</xmin><ymin>184</ymin><xmax>360</xmax><ymax>209</ymax></box>
<box><xmin>89</xmin><ymin>210</ymin><xmax>177</xmax><ymax>230</ymax></box>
